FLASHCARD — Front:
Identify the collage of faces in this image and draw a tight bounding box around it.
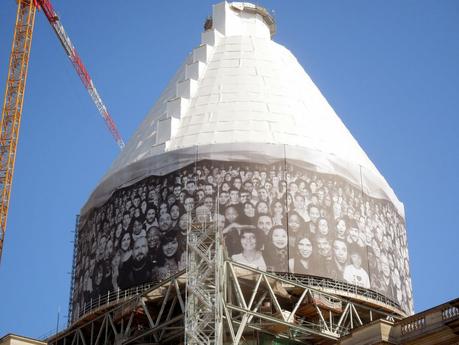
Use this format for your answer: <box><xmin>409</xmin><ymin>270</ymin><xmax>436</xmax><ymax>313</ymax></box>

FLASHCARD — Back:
<box><xmin>72</xmin><ymin>160</ymin><xmax>413</xmax><ymax>315</ymax></box>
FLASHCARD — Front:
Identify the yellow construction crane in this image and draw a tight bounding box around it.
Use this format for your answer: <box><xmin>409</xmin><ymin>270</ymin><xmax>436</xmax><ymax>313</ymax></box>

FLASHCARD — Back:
<box><xmin>0</xmin><ymin>0</ymin><xmax>125</xmax><ymax>262</ymax></box>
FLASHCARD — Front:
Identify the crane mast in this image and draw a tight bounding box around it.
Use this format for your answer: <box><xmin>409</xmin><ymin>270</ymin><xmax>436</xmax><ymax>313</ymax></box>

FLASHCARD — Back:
<box><xmin>0</xmin><ymin>0</ymin><xmax>36</xmax><ymax>262</ymax></box>
<box><xmin>0</xmin><ymin>0</ymin><xmax>125</xmax><ymax>262</ymax></box>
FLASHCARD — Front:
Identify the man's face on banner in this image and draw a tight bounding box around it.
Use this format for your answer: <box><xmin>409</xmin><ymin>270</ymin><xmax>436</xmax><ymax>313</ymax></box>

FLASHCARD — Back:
<box><xmin>133</xmin><ymin>237</ymin><xmax>148</xmax><ymax>262</ymax></box>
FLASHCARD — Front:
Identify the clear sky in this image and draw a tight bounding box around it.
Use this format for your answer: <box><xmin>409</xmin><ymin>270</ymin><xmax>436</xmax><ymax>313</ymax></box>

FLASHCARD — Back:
<box><xmin>0</xmin><ymin>0</ymin><xmax>458</xmax><ymax>338</ymax></box>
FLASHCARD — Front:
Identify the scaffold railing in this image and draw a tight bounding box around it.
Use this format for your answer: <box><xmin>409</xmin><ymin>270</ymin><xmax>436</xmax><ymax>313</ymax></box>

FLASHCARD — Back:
<box><xmin>70</xmin><ymin>278</ymin><xmax>177</xmax><ymax>323</ymax></box>
<box><xmin>48</xmin><ymin>271</ymin><xmax>187</xmax><ymax>345</ymax></box>
<box><xmin>274</xmin><ymin>272</ymin><xmax>403</xmax><ymax>313</ymax></box>
<box><xmin>70</xmin><ymin>267</ymin><xmax>403</xmax><ymax>326</ymax></box>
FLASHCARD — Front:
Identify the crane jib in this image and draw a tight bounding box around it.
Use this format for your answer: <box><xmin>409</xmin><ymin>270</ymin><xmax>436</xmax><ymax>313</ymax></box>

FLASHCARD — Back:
<box><xmin>37</xmin><ymin>0</ymin><xmax>125</xmax><ymax>149</ymax></box>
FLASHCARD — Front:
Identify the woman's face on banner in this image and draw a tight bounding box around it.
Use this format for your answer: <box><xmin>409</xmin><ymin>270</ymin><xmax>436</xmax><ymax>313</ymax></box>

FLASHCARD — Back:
<box><xmin>221</xmin><ymin>182</ymin><xmax>231</xmax><ymax>192</ymax></box>
<box><xmin>257</xmin><ymin>202</ymin><xmax>268</xmax><ymax>214</ymax></box>
<box><xmin>297</xmin><ymin>238</ymin><xmax>312</xmax><ymax>258</ymax></box>
<box><xmin>286</xmin><ymin>193</ymin><xmax>293</xmax><ymax>207</ymax></box>
<box><xmin>170</xmin><ymin>204</ymin><xmax>180</xmax><ymax>220</ymax></box>
<box><xmin>244</xmin><ymin>203</ymin><xmax>255</xmax><ymax>217</ymax></box>
<box><xmin>159</xmin><ymin>202</ymin><xmax>168</xmax><ymax>216</ymax></box>
<box><xmin>121</xmin><ymin>233</ymin><xmax>131</xmax><ymax>251</ymax></box>
<box><xmin>115</xmin><ymin>224</ymin><xmax>123</xmax><ymax>238</ymax></box>
<box><xmin>288</xmin><ymin>214</ymin><xmax>301</xmax><ymax>234</ymax></box>
<box><xmin>141</xmin><ymin>200</ymin><xmax>147</xmax><ymax>212</ymax></box>
<box><xmin>298</xmin><ymin>181</ymin><xmax>306</xmax><ymax>191</ymax></box>
<box><xmin>273</xmin><ymin>201</ymin><xmax>283</xmax><ymax>215</ymax></box>
<box><xmin>204</xmin><ymin>196</ymin><xmax>213</xmax><ymax>210</ymax></box>
<box><xmin>196</xmin><ymin>190</ymin><xmax>205</xmax><ymax>201</ymax></box>
<box><xmin>233</xmin><ymin>178</ymin><xmax>242</xmax><ymax>190</ymax></box>
<box><xmin>162</xmin><ymin>238</ymin><xmax>179</xmax><ymax>258</ymax></box>
<box><xmin>272</xmin><ymin>228</ymin><xmax>288</xmax><ymax>249</ymax></box>
<box><xmin>336</xmin><ymin>219</ymin><xmax>346</xmax><ymax>236</ymax></box>
<box><xmin>179</xmin><ymin>214</ymin><xmax>189</xmax><ymax>231</ymax></box>
<box><xmin>289</xmin><ymin>182</ymin><xmax>298</xmax><ymax>194</ymax></box>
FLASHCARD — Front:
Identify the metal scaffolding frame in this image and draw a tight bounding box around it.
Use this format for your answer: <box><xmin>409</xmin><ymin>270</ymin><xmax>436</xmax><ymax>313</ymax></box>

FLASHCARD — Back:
<box><xmin>49</xmin><ymin>214</ymin><xmax>402</xmax><ymax>345</ymax></box>
<box><xmin>67</xmin><ymin>215</ymin><xmax>80</xmax><ymax>326</ymax></box>
<box><xmin>184</xmin><ymin>215</ymin><xmax>223</xmax><ymax>344</ymax></box>
<box><xmin>220</xmin><ymin>260</ymin><xmax>399</xmax><ymax>344</ymax></box>
<box><xmin>49</xmin><ymin>272</ymin><xmax>187</xmax><ymax>345</ymax></box>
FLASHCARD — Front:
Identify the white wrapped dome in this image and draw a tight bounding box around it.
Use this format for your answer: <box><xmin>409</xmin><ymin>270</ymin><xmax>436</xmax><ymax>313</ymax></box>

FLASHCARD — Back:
<box><xmin>83</xmin><ymin>1</ymin><xmax>403</xmax><ymax>217</ymax></box>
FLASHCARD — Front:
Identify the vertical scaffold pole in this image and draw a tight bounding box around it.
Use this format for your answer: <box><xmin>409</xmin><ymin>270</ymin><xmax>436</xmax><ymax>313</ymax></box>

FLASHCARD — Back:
<box><xmin>185</xmin><ymin>187</ymin><xmax>223</xmax><ymax>344</ymax></box>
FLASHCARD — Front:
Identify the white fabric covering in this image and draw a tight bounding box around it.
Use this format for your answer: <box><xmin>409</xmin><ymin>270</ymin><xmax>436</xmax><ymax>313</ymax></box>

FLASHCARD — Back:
<box><xmin>81</xmin><ymin>1</ymin><xmax>404</xmax><ymax>219</ymax></box>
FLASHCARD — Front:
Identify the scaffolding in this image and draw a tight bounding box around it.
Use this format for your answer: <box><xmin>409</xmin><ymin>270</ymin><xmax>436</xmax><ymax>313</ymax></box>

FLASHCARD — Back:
<box><xmin>67</xmin><ymin>215</ymin><xmax>80</xmax><ymax>326</ymax></box>
<box><xmin>184</xmin><ymin>213</ymin><xmax>223</xmax><ymax>344</ymax></box>
<box><xmin>49</xmin><ymin>211</ymin><xmax>402</xmax><ymax>345</ymax></box>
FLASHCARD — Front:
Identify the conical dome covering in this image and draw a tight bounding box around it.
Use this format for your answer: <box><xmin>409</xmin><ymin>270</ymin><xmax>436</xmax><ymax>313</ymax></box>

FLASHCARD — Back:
<box><xmin>72</xmin><ymin>2</ymin><xmax>412</xmax><ymax>322</ymax></box>
<box><xmin>86</xmin><ymin>2</ymin><xmax>402</xmax><ymax>215</ymax></box>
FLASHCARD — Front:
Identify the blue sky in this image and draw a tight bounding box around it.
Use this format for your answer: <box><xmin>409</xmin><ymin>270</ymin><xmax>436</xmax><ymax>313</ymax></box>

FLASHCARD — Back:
<box><xmin>0</xmin><ymin>0</ymin><xmax>458</xmax><ymax>338</ymax></box>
